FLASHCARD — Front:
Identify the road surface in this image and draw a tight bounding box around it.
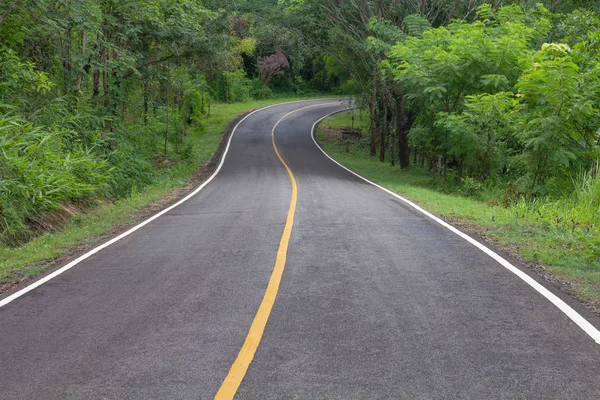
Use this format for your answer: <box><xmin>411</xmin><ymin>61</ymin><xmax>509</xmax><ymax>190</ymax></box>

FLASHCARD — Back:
<box><xmin>1</xmin><ymin>99</ymin><xmax>599</xmax><ymax>399</ymax></box>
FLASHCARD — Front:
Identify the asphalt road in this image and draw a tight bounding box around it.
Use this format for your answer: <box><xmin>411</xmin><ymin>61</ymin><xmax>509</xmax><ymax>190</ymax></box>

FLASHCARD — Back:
<box><xmin>1</xmin><ymin>99</ymin><xmax>599</xmax><ymax>399</ymax></box>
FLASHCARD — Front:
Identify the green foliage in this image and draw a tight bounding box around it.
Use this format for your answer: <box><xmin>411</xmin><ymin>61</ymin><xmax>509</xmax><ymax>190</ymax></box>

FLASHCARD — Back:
<box><xmin>368</xmin><ymin>17</ymin><xmax>405</xmax><ymax>46</ymax></box>
<box><xmin>225</xmin><ymin>69</ymin><xmax>253</xmax><ymax>103</ymax></box>
<box><xmin>438</xmin><ymin>92</ymin><xmax>516</xmax><ymax>180</ymax></box>
<box><xmin>104</xmin><ymin>143</ymin><xmax>155</xmax><ymax>199</ymax></box>
<box><xmin>250</xmin><ymin>79</ymin><xmax>273</xmax><ymax>99</ymax></box>
<box><xmin>387</xmin><ymin>3</ymin><xmax>600</xmax><ymax>196</ymax></box>
<box><xmin>0</xmin><ymin>111</ymin><xmax>110</xmax><ymax>244</ymax></box>
<box><xmin>0</xmin><ymin>47</ymin><xmax>54</xmax><ymax>103</ymax></box>
<box><xmin>389</xmin><ymin>5</ymin><xmax>544</xmax><ymax>111</ymax></box>
<box><xmin>402</xmin><ymin>14</ymin><xmax>431</xmax><ymax>38</ymax></box>
<box><xmin>549</xmin><ymin>9</ymin><xmax>600</xmax><ymax>46</ymax></box>
<box><xmin>515</xmin><ymin>36</ymin><xmax>600</xmax><ymax>194</ymax></box>
<box><xmin>388</xmin><ymin>6</ymin><xmax>537</xmax><ymax>179</ymax></box>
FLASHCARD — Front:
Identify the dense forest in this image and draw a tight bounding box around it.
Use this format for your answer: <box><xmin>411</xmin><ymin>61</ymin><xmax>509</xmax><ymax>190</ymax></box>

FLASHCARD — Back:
<box><xmin>1</xmin><ymin>0</ymin><xmax>599</xmax><ymax>246</ymax></box>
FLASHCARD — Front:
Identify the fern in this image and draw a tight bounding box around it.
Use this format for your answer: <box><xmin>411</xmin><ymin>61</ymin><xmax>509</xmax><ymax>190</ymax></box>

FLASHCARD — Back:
<box><xmin>402</xmin><ymin>14</ymin><xmax>431</xmax><ymax>38</ymax></box>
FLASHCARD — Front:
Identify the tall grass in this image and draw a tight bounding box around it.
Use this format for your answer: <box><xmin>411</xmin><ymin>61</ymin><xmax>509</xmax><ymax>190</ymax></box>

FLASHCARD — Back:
<box><xmin>570</xmin><ymin>164</ymin><xmax>600</xmax><ymax>225</ymax></box>
<box><xmin>0</xmin><ymin>88</ymin><xmax>209</xmax><ymax>245</ymax></box>
<box><xmin>508</xmin><ymin>166</ymin><xmax>600</xmax><ymax>264</ymax></box>
<box><xmin>0</xmin><ymin>111</ymin><xmax>110</xmax><ymax>244</ymax></box>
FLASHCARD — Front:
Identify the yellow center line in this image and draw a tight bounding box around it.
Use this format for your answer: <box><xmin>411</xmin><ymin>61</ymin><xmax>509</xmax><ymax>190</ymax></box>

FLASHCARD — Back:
<box><xmin>215</xmin><ymin>102</ymin><xmax>340</xmax><ymax>399</ymax></box>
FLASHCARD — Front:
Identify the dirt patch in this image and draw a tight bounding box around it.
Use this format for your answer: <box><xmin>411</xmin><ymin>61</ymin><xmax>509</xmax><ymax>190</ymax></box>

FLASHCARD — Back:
<box><xmin>32</xmin><ymin>204</ymin><xmax>82</xmax><ymax>233</ymax></box>
<box><xmin>0</xmin><ymin>110</ymin><xmax>253</xmax><ymax>296</ymax></box>
<box><xmin>320</xmin><ymin>126</ymin><xmax>346</xmax><ymax>141</ymax></box>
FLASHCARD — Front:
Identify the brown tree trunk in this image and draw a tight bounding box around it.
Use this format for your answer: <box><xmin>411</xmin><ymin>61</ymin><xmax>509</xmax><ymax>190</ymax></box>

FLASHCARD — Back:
<box><xmin>0</xmin><ymin>1</ymin><xmax>20</xmax><ymax>25</ymax></box>
<box><xmin>74</xmin><ymin>28</ymin><xmax>87</xmax><ymax>92</ymax></box>
<box><xmin>93</xmin><ymin>68</ymin><xmax>100</xmax><ymax>98</ymax></box>
<box><xmin>59</xmin><ymin>28</ymin><xmax>73</xmax><ymax>94</ymax></box>
<box><xmin>111</xmin><ymin>70</ymin><xmax>119</xmax><ymax>117</ymax></box>
<box><xmin>391</xmin><ymin>108</ymin><xmax>397</xmax><ymax>166</ymax></box>
<box><xmin>397</xmin><ymin>99</ymin><xmax>415</xmax><ymax>169</ymax></box>
<box><xmin>143</xmin><ymin>80</ymin><xmax>149</xmax><ymax>125</ymax></box>
<box><xmin>380</xmin><ymin>103</ymin><xmax>387</xmax><ymax>163</ymax></box>
<box><xmin>165</xmin><ymin>71</ymin><xmax>171</xmax><ymax>156</ymax></box>
<box><xmin>370</xmin><ymin>74</ymin><xmax>377</xmax><ymax>157</ymax></box>
<box><xmin>100</xmin><ymin>19</ymin><xmax>108</xmax><ymax>104</ymax></box>
<box><xmin>102</xmin><ymin>50</ymin><xmax>109</xmax><ymax>107</ymax></box>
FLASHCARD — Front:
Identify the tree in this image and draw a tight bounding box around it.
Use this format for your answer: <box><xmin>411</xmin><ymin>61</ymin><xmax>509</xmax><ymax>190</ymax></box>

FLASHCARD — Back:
<box><xmin>388</xmin><ymin>4</ymin><xmax>550</xmax><ymax>176</ymax></box>
<box><xmin>257</xmin><ymin>50</ymin><xmax>289</xmax><ymax>86</ymax></box>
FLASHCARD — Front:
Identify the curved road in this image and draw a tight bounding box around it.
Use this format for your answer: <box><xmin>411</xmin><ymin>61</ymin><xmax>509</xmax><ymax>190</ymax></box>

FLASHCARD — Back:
<box><xmin>1</xmin><ymin>99</ymin><xmax>599</xmax><ymax>399</ymax></box>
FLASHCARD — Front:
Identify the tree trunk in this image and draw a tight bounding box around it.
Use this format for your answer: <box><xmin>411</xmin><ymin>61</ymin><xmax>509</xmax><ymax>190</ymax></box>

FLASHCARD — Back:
<box><xmin>102</xmin><ymin>49</ymin><xmax>109</xmax><ymax>107</ymax></box>
<box><xmin>99</xmin><ymin>19</ymin><xmax>108</xmax><ymax>104</ymax></box>
<box><xmin>165</xmin><ymin>72</ymin><xmax>171</xmax><ymax>157</ymax></box>
<box><xmin>59</xmin><ymin>28</ymin><xmax>73</xmax><ymax>94</ymax></box>
<box><xmin>370</xmin><ymin>74</ymin><xmax>377</xmax><ymax>157</ymax></box>
<box><xmin>397</xmin><ymin>99</ymin><xmax>415</xmax><ymax>169</ymax></box>
<box><xmin>0</xmin><ymin>1</ymin><xmax>20</xmax><ymax>25</ymax></box>
<box><xmin>143</xmin><ymin>79</ymin><xmax>149</xmax><ymax>125</ymax></box>
<box><xmin>391</xmin><ymin>108</ymin><xmax>397</xmax><ymax>166</ymax></box>
<box><xmin>93</xmin><ymin>68</ymin><xmax>100</xmax><ymax>98</ymax></box>
<box><xmin>111</xmin><ymin>70</ymin><xmax>119</xmax><ymax>117</ymax></box>
<box><xmin>74</xmin><ymin>28</ymin><xmax>87</xmax><ymax>92</ymax></box>
<box><xmin>380</xmin><ymin>103</ymin><xmax>387</xmax><ymax>162</ymax></box>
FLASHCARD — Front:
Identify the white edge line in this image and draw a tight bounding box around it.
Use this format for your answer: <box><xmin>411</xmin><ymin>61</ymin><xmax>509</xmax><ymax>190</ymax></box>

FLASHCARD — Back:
<box><xmin>0</xmin><ymin>98</ymin><xmax>335</xmax><ymax>309</ymax></box>
<box><xmin>310</xmin><ymin>105</ymin><xmax>600</xmax><ymax>345</ymax></box>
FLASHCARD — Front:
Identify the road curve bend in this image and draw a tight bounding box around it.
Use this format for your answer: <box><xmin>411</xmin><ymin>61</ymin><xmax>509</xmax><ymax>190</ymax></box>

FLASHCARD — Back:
<box><xmin>1</xmin><ymin>99</ymin><xmax>599</xmax><ymax>399</ymax></box>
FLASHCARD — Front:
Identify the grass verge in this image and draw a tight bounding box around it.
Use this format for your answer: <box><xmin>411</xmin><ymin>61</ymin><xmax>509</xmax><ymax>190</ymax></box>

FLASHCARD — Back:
<box><xmin>0</xmin><ymin>96</ymin><xmax>331</xmax><ymax>289</ymax></box>
<box><xmin>316</xmin><ymin>109</ymin><xmax>600</xmax><ymax>312</ymax></box>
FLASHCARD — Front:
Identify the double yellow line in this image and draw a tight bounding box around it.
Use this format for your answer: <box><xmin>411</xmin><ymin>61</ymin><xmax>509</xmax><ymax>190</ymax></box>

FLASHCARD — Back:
<box><xmin>215</xmin><ymin>102</ymin><xmax>338</xmax><ymax>399</ymax></box>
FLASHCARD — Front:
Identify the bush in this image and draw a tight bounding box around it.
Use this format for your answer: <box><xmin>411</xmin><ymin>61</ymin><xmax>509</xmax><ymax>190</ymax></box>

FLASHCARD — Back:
<box><xmin>251</xmin><ymin>79</ymin><xmax>273</xmax><ymax>99</ymax></box>
<box><xmin>225</xmin><ymin>70</ymin><xmax>252</xmax><ymax>103</ymax></box>
<box><xmin>104</xmin><ymin>144</ymin><xmax>155</xmax><ymax>199</ymax></box>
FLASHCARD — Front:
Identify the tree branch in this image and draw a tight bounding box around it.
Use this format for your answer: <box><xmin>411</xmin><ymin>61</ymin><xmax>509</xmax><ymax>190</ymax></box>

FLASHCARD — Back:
<box><xmin>0</xmin><ymin>0</ymin><xmax>21</xmax><ymax>25</ymax></box>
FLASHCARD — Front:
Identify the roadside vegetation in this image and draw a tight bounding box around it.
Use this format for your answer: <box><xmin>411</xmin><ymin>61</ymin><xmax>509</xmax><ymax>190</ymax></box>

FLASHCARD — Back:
<box><xmin>318</xmin><ymin>110</ymin><xmax>600</xmax><ymax>310</ymax></box>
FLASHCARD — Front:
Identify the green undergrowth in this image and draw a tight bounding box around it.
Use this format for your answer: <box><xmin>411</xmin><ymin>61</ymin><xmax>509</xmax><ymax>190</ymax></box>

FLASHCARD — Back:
<box><xmin>0</xmin><ymin>96</ymin><xmax>329</xmax><ymax>284</ymax></box>
<box><xmin>317</xmin><ymin>110</ymin><xmax>600</xmax><ymax>310</ymax></box>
